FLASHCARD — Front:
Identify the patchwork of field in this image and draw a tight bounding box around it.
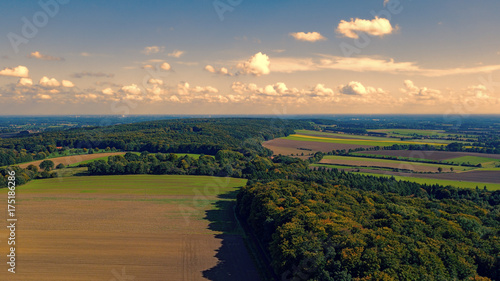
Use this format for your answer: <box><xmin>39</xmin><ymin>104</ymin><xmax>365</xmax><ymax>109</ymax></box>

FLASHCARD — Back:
<box><xmin>262</xmin><ymin>138</ymin><xmax>372</xmax><ymax>156</ymax></box>
<box><xmin>367</xmin><ymin>129</ymin><xmax>468</xmax><ymax>139</ymax></box>
<box><xmin>355</xmin><ymin>150</ymin><xmax>500</xmax><ymax>165</ymax></box>
<box><xmin>0</xmin><ymin>175</ymin><xmax>260</xmax><ymax>281</ymax></box>
<box><xmin>293</xmin><ymin>130</ymin><xmax>456</xmax><ymax>144</ymax></box>
<box><xmin>319</xmin><ymin>155</ymin><xmax>471</xmax><ymax>173</ymax></box>
<box><xmin>312</xmin><ymin>164</ymin><xmax>500</xmax><ymax>190</ymax></box>
<box><xmin>17</xmin><ymin>152</ymin><xmax>127</xmax><ymax>169</ymax></box>
<box><xmin>284</xmin><ymin>134</ymin><xmax>449</xmax><ymax>147</ymax></box>
<box><xmin>264</xmin><ymin>130</ymin><xmax>458</xmax><ymax>157</ymax></box>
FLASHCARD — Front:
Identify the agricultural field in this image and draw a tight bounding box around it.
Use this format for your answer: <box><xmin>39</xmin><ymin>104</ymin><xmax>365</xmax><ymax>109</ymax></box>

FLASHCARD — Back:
<box><xmin>293</xmin><ymin>130</ymin><xmax>461</xmax><ymax>144</ymax></box>
<box><xmin>367</xmin><ymin>128</ymin><xmax>469</xmax><ymax>139</ymax></box>
<box><xmin>285</xmin><ymin>133</ymin><xmax>452</xmax><ymax>146</ymax></box>
<box><xmin>263</xmin><ymin>130</ymin><xmax>456</xmax><ymax>157</ymax></box>
<box><xmin>312</xmin><ymin>164</ymin><xmax>500</xmax><ymax>190</ymax></box>
<box><xmin>355</xmin><ymin>150</ymin><xmax>500</xmax><ymax>166</ymax></box>
<box><xmin>319</xmin><ymin>155</ymin><xmax>471</xmax><ymax>173</ymax></box>
<box><xmin>17</xmin><ymin>152</ymin><xmax>127</xmax><ymax>169</ymax></box>
<box><xmin>0</xmin><ymin>175</ymin><xmax>261</xmax><ymax>281</ymax></box>
<box><xmin>262</xmin><ymin>138</ymin><xmax>370</xmax><ymax>156</ymax></box>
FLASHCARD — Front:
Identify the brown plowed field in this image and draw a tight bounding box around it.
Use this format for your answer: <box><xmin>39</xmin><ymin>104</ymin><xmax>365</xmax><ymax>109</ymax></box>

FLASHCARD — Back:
<box><xmin>356</xmin><ymin>150</ymin><xmax>500</xmax><ymax>161</ymax></box>
<box><xmin>17</xmin><ymin>152</ymin><xmax>126</xmax><ymax>169</ymax></box>
<box><xmin>263</xmin><ymin>138</ymin><xmax>372</xmax><ymax>156</ymax></box>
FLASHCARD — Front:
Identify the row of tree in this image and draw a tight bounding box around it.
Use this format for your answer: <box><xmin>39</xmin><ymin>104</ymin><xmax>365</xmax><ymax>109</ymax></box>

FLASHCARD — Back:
<box><xmin>0</xmin><ymin>118</ymin><xmax>310</xmax><ymax>166</ymax></box>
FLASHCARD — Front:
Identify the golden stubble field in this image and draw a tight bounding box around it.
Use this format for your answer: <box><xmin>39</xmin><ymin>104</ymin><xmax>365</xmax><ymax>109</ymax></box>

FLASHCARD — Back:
<box><xmin>0</xmin><ymin>175</ymin><xmax>260</xmax><ymax>281</ymax></box>
<box><xmin>17</xmin><ymin>152</ymin><xmax>126</xmax><ymax>169</ymax></box>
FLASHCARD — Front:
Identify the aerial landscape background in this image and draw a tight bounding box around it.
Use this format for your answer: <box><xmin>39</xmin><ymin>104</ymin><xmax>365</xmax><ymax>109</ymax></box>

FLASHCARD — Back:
<box><xmin>0</xmin><ymin>1</ymin><xmax>499</xmax><ymax>280</ymax></box>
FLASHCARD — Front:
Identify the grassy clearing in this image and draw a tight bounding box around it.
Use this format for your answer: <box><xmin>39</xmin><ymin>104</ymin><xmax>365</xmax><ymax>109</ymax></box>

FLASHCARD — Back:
<box><xmin>175</xmin><ymin>153</ymin><xmax>211</xmax><ymax>159</ymax></box>
<box><xmin>284</xmin><ymin>134</ymin><xmax>447</xmax><ymax>147</ymax></box>
<box><xmin>53</xmin><ymin>167</ymin><xmax>88</xmax><ymax>177</ymax></box>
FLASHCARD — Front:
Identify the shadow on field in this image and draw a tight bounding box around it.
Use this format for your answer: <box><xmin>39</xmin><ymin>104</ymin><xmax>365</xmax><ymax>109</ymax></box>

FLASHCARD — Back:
<box><xmin>202</xmin><ymin>190</ymin><xmax>263</xmax><ymax>281</ymax></box>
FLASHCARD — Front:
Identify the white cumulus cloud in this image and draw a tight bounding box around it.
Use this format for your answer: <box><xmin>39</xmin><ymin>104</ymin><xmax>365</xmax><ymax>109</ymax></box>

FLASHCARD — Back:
<box><xmin>39</xmin><ymin>76</ymin><xmax>61</xmax><ymax>87</ymax></box>
<box><xmin>204</xmin><ymin>65</ymin><xmax>232</xmax><ymax>76</ymax></box>
<box><xmin>18</xmin><ymin>78</ymin><xmax>33</xmax><ymax>87</ymax></box>
<box><xmin>121</xmin><ymin>84</ymin><xmax>142</xmax><ymax>95</ymax></box>
<box><xmin>160</xmin><ymin>62</ymin><xmax>171</xmax><ymax>71</ymax></box>
<box><xmin>337</xmin><ymin>17</ymin><xmax>396</xmax><ymax>39</ymax></box>
<box><xmin>62</xmin><ymin>80</ymin><xmax>75</xmax><ymax>88</ymax></box>
<box><xmin>237</xmin><ymin>52</ymin><xmax>271</xmax><ymax>76</ymax></box>
<box><xmin>148</xmin><ymin>79</ymin><xmax>164</xmax><ymax>85</ymax></box>
<box><xmin>290</xmin><ymin>32</ymin><xmax>326</xmax><ymax>42</ymax></box>
<box><xmin>0</xmin><ymin>65</ymin><xmax>29</xmax><ymax>78</ymax></box>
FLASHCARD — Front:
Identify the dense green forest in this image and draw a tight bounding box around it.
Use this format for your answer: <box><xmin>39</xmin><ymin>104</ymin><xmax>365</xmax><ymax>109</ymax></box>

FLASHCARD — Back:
<box><xmin>238</xmin><ymin>180</ymin><xmax>499</xmax><ymax>280</ymax></box>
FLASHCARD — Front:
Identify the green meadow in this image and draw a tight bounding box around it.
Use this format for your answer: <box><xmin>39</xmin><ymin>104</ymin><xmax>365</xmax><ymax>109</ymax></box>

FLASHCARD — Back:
<box><xmin>8</xmin><ymin>175</ymin><xmax>247</xmax><ymax>196</ymax></box>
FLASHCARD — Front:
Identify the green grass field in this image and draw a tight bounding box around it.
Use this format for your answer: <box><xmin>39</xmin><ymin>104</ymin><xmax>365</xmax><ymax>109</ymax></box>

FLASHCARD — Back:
<box><xmin>322</xmin><ymin>155</ymin><xmax>472</xmax><ymax>171</ymax></box>
<box><xmin>9</xmin><ymin>175</ymin><xmax>247</xmax><ymax>196</ymax></box>
<box><xmin>284</xmin><ymin>133</ymin><xmax>447</xmax><ymax>147</ymax></box>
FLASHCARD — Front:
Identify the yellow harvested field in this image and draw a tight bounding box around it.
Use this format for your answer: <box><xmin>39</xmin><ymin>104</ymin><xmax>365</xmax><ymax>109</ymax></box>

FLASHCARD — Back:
<box><xmin>17</xmin><ymin>152</ymin><xmax>126</xmax><ymax>169</ymax></box>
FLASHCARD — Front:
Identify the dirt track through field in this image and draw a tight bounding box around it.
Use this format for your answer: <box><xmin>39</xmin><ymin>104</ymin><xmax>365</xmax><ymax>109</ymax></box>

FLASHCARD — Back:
<box><xmin>17</xmin><ymin>152</ymin><xmax>126</xmax><ymax>169</ymax></box>
<box><xmin>0</xmin><ymin>176</ymin><xmax>261</xmax><ymax>281</ymax></box>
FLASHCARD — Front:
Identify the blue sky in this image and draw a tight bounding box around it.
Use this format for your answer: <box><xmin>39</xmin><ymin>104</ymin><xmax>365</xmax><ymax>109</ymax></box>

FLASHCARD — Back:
<box><xmin>0</xmin><ymin>0</ymin><xmax>499</xmax><ymax>115</ymax></box>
